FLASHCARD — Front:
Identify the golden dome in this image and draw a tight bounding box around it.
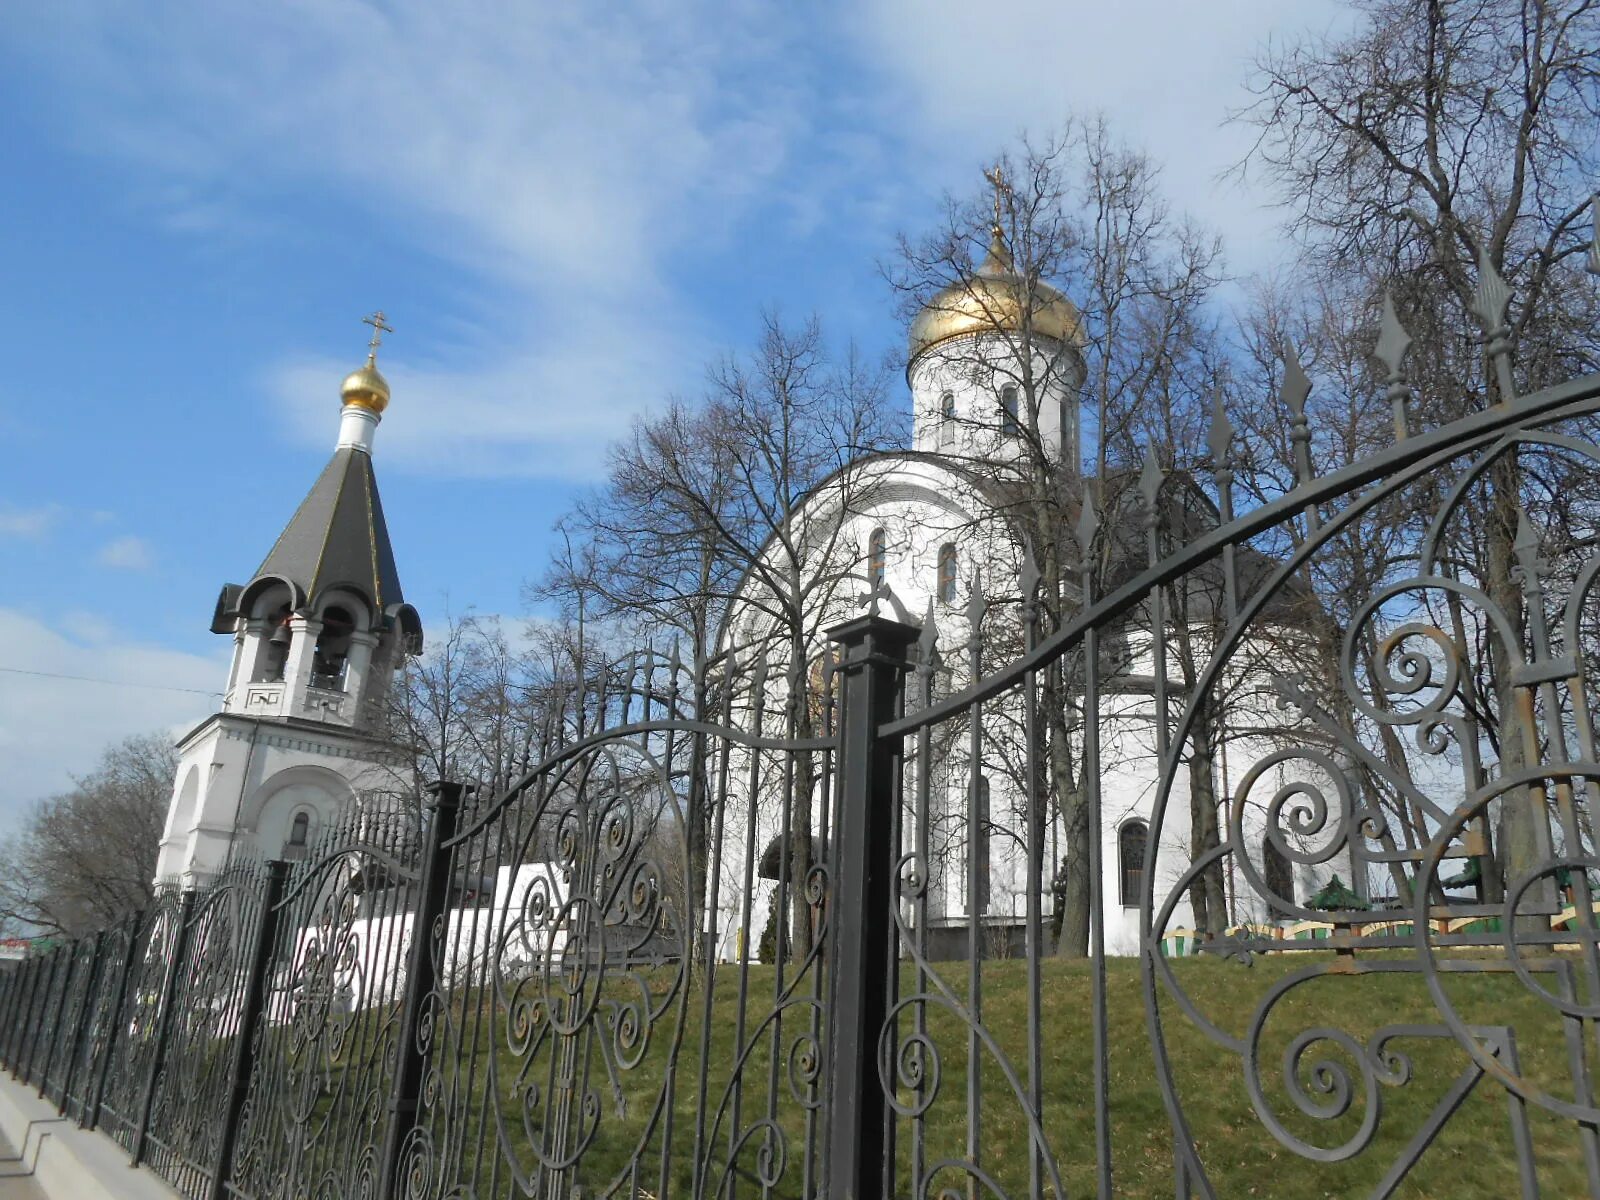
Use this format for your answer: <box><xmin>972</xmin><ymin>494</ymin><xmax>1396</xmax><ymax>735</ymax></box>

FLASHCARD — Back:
<box><xmin>340</xmin><ymin>360</ymin><xmax>390</xmax><ymax>414</ymax></box>
<box><xmin>908</xmin><ymin>226</ymin><xmax>1085</xmax><ymax>366</ymax></box>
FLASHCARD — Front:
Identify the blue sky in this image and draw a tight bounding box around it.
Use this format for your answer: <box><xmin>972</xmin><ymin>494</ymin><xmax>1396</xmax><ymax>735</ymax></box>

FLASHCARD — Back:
<box><xmin>0</xmin><ymin>0</ymin><xmax>1344</xmax><ymax>818</ymax></box>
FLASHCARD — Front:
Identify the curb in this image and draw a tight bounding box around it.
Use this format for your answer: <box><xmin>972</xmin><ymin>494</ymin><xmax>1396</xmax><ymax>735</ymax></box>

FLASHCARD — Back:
<box><xmin>0</xmin><ymin>1071</ymin><xmax>179</xmax><ymax>1199</ymax></box>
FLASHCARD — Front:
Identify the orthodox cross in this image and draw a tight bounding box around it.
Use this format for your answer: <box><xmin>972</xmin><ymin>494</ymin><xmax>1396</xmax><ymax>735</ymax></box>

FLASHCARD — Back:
<box><xmin>983</xmin><ymin>162</ymin><xmax>1009</xmax><ymax>230</ymax></box>
<box><xmin>362</xmin><ymin>311</ymin><xmax>393</xmax><ymax>362</ymax></box>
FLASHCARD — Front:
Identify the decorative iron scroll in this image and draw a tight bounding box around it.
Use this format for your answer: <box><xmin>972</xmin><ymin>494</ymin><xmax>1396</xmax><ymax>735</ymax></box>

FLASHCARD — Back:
<box><xmin>402</xmin><ymin>652</ymin><xmax>836</xmax><ymax>1200</ymax></box>
<box><xmin>142</xmin><ymin>863</ymin><xmax>267</xmax><ymax>1198</ymax></box>
<box><xmin>1143</xmin><ymin>405</ymin><xmax>1600</xmax><ymax>1197</ymax></box>
<box><xmin>226</xmin><ymin>813</ymin><xmax>419</xmax><ymax>1200</ymax></box>
<box><xmin>96</xmin><ymin>887</ymin><xmax>187</xmax><ymax>1152</ymax></box>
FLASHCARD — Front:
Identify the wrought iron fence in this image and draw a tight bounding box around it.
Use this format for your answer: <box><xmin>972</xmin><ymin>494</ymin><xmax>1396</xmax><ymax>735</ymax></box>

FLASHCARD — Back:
<box><xmin>4</xmin><ymin>255</ymin><xmax>1600</xmax><ymax>1198</ymax></box>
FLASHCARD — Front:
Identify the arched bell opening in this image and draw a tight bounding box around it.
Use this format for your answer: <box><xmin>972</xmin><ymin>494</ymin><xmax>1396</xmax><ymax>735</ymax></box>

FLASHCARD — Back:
<box><xmin>256</xmin><ymin>601</ymin><xmax>294</xmax><ymax>683</ymax></box>
<box><xmin>311</xmin><ymin>604</ymin><xmax>358</xmax><ymax>690</ymax></box>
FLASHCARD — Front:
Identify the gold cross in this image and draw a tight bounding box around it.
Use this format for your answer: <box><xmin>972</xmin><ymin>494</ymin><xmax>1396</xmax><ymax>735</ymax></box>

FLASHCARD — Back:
<box><xmin>362</xmin><ymin>311</ymin><xmax>393</xmax><ymax>362</ymax></box>
<box><xmin>983</xmin><ymin>162</ymin><xmax>1009</xmax><ymax>230</ymax></box>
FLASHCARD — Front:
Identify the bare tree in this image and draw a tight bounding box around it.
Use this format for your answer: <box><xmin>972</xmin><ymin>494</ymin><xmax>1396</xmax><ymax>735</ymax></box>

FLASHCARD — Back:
<box><xmin>552</xmin><ymin>312</ymin><xmax>900</xmax><ymax>958</ymax></box>
<box><xmin>1239</xmin><ymin>0</ymin><xmax>1600</xmax><ymax>899</ymax></box>
<box><xmin>889</xmin><ymin>121</ymin><xmax>1277</xmax><ymax>952</ymax></box>
<box><xmin>0</xmin><ymin>734</ymin><xmax>177</xmax><ymax>937</ymax></box>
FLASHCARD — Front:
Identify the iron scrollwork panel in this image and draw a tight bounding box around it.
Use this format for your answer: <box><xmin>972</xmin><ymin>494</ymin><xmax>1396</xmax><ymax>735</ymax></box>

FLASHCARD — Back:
<box><xmin>1143</xmin><ymin>404</ymin><xmax>1600</xmax><ymax>1196</ymax></box>
<box><xmin>142</xmin><ymin>864</ymin><xmax>269</xmax><ymax>1199</ymax></box>
<box><xmin>98</xmin><ymin>889</ymin><xmax>187</xmax><ymax>1152</ymax></box>
<box><xmin>225</xmin><ymin>814</ymin><xmax>419</xmax><ymax>1200</ymax></box>
<box><xmin>406</xmin><ymin>697</ymin><xmax>834</xmax><ymax>1199</ymax></box>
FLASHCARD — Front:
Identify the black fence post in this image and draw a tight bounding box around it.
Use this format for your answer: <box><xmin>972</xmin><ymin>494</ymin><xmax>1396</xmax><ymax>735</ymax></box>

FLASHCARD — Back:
<box><xmin>209</xmin><ymin>860</ymin><xmax>287</xmax><ymax>1200</ymax></box>
<box><xmin>59</xmin><ymin>930</ymin><xmax>106</xmax><ymax>1116</ymax></box>
<box><xmin>131</xmin><ymin>889</ymin><xmax>197</xmax><ymax>1168</ymax></box>
<box><xmin>22</xmin><ymin>948</ymin><xmax>61</xmax><ymax>1088</ymax></box>
<box><xmin>10</xmin><ymin>957</ymin><xmax>42</xmax><ymax>1074</ymax></box>
<box><xmin>37</xmin><ymin>941</ymin><xmax>79</xmax><ymax>1099</ymax></box>
<box><xmin>825</xmin><ymin>613</ymin><xmax>917</xmax><ymax>1200</ymax></box>
<box><xmin>378</xmin><ymin>781</ymin><xmax>465</xmax><ymax>1200</ymax></box>
<box><xmin>0</xmin><ymin>956</ymin><xmax>29</xmax><ymax>1068</ymax></box>
<box><xmin>85</xmin><ymin>911</ymin><xmax>143</xmax><ymax>1131</ymax></box>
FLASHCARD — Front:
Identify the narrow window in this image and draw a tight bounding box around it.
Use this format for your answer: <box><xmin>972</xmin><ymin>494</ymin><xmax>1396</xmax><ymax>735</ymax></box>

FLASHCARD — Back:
<box><xmin>289</xmin><ymin>811</ymin><xmax>310</xmax><ymax>848</ymax></box>
<box><xmin>867</xmin><ymin>528</ymin><xmax>887</xmax><ymax>589</ymax></box>
<box><xmin>937</xmin><ymin>544</ymin><xmax>958</xmax><ymax>603</ymax></box>
<box><xmin>940</xmin><ymin>390</ymin><xmax>956</xmax><ymax>438</ymax></box>
<box><xmin>1120</xmin><ymin>820</ymin><xmax>1148</xmax><ymax>908</ymax></box>
<box><xmin>1000</xmin><ymin>385</ymin><xmax>1020</xmax><ymax>436</ymax></box>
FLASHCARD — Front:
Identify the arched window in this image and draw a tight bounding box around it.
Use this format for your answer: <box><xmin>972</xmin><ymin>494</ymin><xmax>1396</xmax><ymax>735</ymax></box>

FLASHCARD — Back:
<box><xmin>940</xmin><ymin>391</ymin><xmax>956</xmax><ymax>436</ymax></box>
<box><xmin>1000</xmin><ymin>385</ymin><xmax>1020</xmax><ymax>436</ymax></box>
<box><xmin>937</xmin><ymin>544</ymin><xmax>958</xmax><ymax>603</ymax></box>
<box><xmin>867</xmin><ymin>528</ymin><xmax>887</xmax><ymax>589</ymax></box>
<box><xmin>1119</xmin><ymin>820</ymin><xmax>1148</xmax><ymax>908</ymax></box>
<box><xmin>312</xmin><ymin>605</ymin><xmax>357</xmax><ymax>689</ymax></box>
<box><xmin>289</xmin><ymin>811</ymin><xmax>311</xmax><ymax>848</ymax></box>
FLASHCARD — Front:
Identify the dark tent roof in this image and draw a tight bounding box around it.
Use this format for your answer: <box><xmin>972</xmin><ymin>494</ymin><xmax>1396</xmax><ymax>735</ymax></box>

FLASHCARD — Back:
<box><xmin>253</xmin><ymin>447</ymin><xmax>403</xmax><ymax>612</ymax></box>
<box><xmin>211</xmin><ymin>447</ymin><xmax>413</xmax><ymax>639</ymax></box>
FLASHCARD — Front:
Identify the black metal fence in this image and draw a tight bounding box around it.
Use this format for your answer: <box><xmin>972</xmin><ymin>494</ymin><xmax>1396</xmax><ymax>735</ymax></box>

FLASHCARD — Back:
<box><xmin>5</xmin><ymin>260</ymin><xmax>1600</xmax><ymax>1198</ymax></box>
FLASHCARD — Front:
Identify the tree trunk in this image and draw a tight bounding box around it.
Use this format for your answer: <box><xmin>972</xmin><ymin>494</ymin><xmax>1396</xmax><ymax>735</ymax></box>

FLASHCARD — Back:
<box><xmin>1049</xmin><ymin>686</ymin><xmax>1090</xmax><ymax>957</ymax></box>
<box><xmin>1185</xmin><ymin>710</ymin><xmax>1228</xmax><ymax>939</ymax></box>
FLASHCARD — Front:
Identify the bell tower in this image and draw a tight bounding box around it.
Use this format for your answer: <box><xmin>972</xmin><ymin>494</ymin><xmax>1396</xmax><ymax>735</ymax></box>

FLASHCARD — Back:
<box><xmin>906</xmin><ymin>166</ymin><xmax>1086</xmax><ymax>470</ymax></box>
<box><xmin>154</xmin><ymin>315</ymin><xmax>424</xmax><ymax>884</ymax></box>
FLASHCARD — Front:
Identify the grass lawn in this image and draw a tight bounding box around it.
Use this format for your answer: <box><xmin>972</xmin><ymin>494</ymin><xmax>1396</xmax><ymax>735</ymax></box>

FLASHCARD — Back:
<box><xmin>402</xmin><ymin>949</ymin><xmax>1592</xmax><ymax>1199</ymax></box>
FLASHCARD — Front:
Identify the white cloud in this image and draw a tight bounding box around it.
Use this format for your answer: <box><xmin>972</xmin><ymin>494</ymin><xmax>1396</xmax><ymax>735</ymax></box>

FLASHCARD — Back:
<box><xmin>96</xmin><ymin>535</ymin><xmax>155</xmax><ymax>571</ymax></box>
<box><xmin>0</xmin><ymin>609</ymin><xmax>225</xmax><ymax>828</ymax></box>
<box><xmin>848</xmin><ymin>0</ymin><xmax>1354</xmax><ymax>276</ymax></box>
<box><xmin>0</xmin><ymin>1</ymin><xmax>819</xmax><ymax>478</ymax></box>
<box><xmin>0</xmin><ymin>505</ymin><xmax>62</xmax><ymax>538</ymax></box>
<box><xmin>274</xmin><ymin>308</ymin><xmax>699</xmax><ymax>479</ymax></box>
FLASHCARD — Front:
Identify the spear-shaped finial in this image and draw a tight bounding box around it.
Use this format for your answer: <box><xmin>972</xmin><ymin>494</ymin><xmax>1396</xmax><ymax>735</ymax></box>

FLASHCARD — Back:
<box><xmin>1207</xmin><ymin>391</ymin><xmax>1236</xmax><ymax>524</ymax></box>
<box><xmin>1512</xmin><ymin>504</ymin><xmax>1545</xmax><ymax>580</ymax></box>
<box><xmin>1019</xmin><ymin>538</ymin><xmax>1040</xmax><ymax>604</ymax></box>
<box><xmin>1471</xmin><ymin>248</ymin><xmax>1512</xmax><ymax>340</ymax></box>
<box><xmin>965</xmin><ymin>573</ymin><xmax>987</xmax><ymax>642</ymax></box>
<box><xmin>1375</xmin><ymin>291</ymin><xmax>1413</xmax><ymax>440</ymax></box>
<box><xmin>1472</xmin><ymin>247</ymin><xmax>1516</xmax><ymax>403</ymax></box>
<box><xmin>1281</xmin><ymin>345</ymin><xmax>1319</xmax><ymax>532</ymax></box>
<box><xmin>1280</xmin><ymin>345</ymin><xmax>1311</xmax><ymax>422</ymax></box>
<box><xmin>1138</xmin><ymin>446</ymin><xmax>1164</xmax><ymax>512</ymax></box>
<box><xmin>1076</xmin><ymin>483</ymin><xmax>1100</xmax><ymax>559</ymax></box>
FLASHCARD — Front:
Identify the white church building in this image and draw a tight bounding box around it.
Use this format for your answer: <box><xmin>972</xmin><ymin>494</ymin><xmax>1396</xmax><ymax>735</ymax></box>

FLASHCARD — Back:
<box><xmin>154</xmin><ymin>321</ymin><xmax>422</xmax><ymax>884</ymax></box>
<box><xmin>713</xmin><ymin>217</ymin><xmax>1348</xmax><ymax>958</ymax></box>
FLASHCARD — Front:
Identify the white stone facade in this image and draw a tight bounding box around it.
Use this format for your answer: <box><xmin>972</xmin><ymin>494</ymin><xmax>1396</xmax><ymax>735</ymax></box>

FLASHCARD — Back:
<box><xmin>712</xmin><ymin>318</ymin><xmax>1351</xmax><ymax>959</ymax></box>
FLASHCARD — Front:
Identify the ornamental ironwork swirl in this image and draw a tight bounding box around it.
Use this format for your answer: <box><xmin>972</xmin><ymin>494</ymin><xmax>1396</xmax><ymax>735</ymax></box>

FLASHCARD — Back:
<box><xmin>228</xmin><ymin>814</ymin><xmax>418</xmax><ymax>1200</ymax></box>
<box><xmin>1143</xmin><ymin>411</ymin><xmax>1600</xmax><ymax>1195</ymax></box>
<box><xmin>143</xmin><ymin>864</ymin><xmax>265</xmax><ymax>1197</ymax></box>
<box><xmin>411</xmin><ymin>736</ymin><xmax>695</xmax><ymax>1199</ymax></box>
<box><xmin>96</xmin><ymin>887</ymin><xmax>188</xmax><ymax>1153</ymax></box>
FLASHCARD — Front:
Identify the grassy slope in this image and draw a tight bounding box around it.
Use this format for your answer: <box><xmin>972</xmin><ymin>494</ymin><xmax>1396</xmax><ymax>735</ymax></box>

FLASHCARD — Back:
<box><xmin>430</xmin><ymin>951</ymin><xmax>1589</xmax><ymax>1199</ymax></box>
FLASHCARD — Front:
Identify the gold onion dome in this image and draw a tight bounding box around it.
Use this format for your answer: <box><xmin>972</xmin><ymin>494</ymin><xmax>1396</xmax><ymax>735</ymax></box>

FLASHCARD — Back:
<box><xmin>907</xmin><ymin>225</ymin><xmax>1085</xmax><ymax>366</ymax></box>
<box><xmin>340</xmin><ymin>359</ymin><xmax>390</xmax><ymax>414</ymax></box>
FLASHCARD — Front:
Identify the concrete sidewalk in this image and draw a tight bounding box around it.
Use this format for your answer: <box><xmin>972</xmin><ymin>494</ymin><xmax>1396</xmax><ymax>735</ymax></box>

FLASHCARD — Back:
<box><xmin>0</xmin><ymin>1072</ymin><xmax>178</xmax><ymax>1199</ymax></box>
<box><xmin>0</xmin><ymin>1123</ymin><xmax>48</xmax><ymax>1200</ymax></box>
